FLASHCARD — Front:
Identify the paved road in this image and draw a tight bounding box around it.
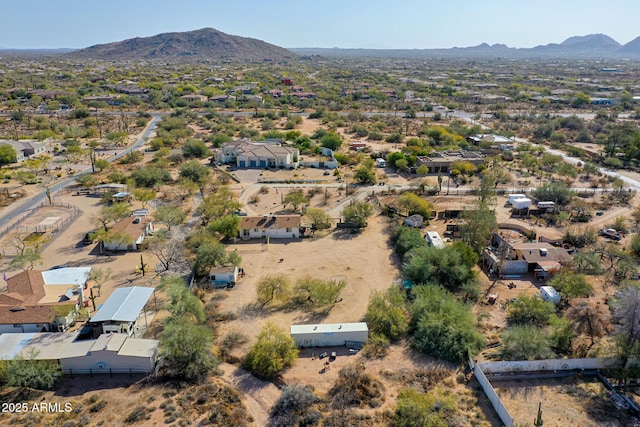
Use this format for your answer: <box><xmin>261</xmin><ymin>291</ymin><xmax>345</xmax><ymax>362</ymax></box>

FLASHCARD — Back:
<box><xmin>0</xmin><ymin>114</ymin><xmax>161</xmax><ymax>230</ymax></box>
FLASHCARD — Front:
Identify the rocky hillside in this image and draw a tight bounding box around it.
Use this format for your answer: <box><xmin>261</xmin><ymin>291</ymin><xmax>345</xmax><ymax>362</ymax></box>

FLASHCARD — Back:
<box><xmin>65</xmin><ymin>28</ymin><xmax>297</xmax><ymax>62</ymax></box>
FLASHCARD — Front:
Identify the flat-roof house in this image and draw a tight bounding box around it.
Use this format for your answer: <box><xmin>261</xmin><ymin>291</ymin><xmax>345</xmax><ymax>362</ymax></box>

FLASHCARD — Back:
<box><xmin>90</xmin><ymin>286</ymin><xmax>155</xmax><ymax>336</ymax></box>
<box><xmin>103</xmin><ymin>216</ymin><xmax>154</xmax><ymax>251</ymax></box>
<box><xmin>179</xmin><ymin>94</ymin><xmax>208</xmax><ymax>102</ymax></box>
<box><xmin>0</xmin><ymin>332</ymin><xmax>159</xmax><ymax>374</ymax></box>
<box><xmin>217</xmin><ymin>140</ymin><xmax>299</xmax><ymax>169</ymax></box>
<box><xmin>240</xmin><ymin>215</ymin><xmax>301</xmax><ymax>240</ymax></box>
<box><xmin>416</xmin><ymin>150</ymin><xmax>485</xmax><ymax>174</ymax></box>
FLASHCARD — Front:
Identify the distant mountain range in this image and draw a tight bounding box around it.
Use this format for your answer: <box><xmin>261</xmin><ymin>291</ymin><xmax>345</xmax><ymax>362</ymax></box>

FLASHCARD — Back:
<box><xmin>4</xmin><ymin>32</ymin><xmax>640</xmax><ymax>61</ymax></box>
<box><xmin>291</xmin><ymin>34</ymin><xmax>640</xmax><ymax>59</ymax></box>
<box><xmin>64</xmin><ymin>28</ymin><xmax>297</xmax><ymax>62</ymax></box>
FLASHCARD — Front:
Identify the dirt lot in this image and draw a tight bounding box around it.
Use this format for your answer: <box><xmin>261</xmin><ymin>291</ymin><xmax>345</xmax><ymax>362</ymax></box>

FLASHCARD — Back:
<box><xmin>494</xmin><ymin>376</ymin><xmax>634</xmax><ymax>426</ymax></box>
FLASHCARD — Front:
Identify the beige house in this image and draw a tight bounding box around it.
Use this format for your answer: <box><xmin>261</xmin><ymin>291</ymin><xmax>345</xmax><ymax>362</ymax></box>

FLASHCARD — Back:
<box><xmin>217</xmin><ymin>140</ymin><xmax>299</xmax><ymax>169</ymax></box>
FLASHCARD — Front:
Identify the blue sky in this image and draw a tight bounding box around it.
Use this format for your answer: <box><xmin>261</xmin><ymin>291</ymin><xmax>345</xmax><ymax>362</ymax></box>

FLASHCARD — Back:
<box><xmin>2</xmin><ymin>0</ymin><xmax>639</xmax><ymax>49</ymax></box>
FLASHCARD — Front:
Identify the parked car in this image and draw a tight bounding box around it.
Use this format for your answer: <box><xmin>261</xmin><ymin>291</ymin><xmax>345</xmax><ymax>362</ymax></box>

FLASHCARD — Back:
<box><xmin>600</xmin><ymin>228</ymin><xmax>622</xmax><ymax>241</ymax></box>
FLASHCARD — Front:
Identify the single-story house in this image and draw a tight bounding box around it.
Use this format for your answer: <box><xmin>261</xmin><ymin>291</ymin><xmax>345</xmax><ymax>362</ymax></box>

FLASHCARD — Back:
<box><xmin>103</xmin><ymin>216</ymin><xmax>154</xmax><ymax>251</ymax></box>
<box><xmin>0</xmin><ymin>269</ymin><xmax>88</xmax><ymax>333</ymax></box>
<box><xmin>0</xmin><ymin>140</ymin><xmax>46</xmax><ymax>162</ymax></box>
<box><xmin>290</xmin><ymin>322</ymin><xmax>369</xmax><ymax>348</ymax></box>
<box><xmin>209</xmin><ymin>266</ymin><xmax>239</xmax><ymax>286</ymax></box>
<box><xmin>179</xmin><ymin>94</ymin><xmax>208</xmax><ymax>102</ymax></box>
<box><xmin>240</xmin><ymin>215</ymin><xmax>301</xmax><ymax>240</ymax></box>
<box><xmin>216</xmin><ymin>140</ymin><xmax>299</xmax><ymax>169</ymax></box>
<box><xmin>89</xmin><ymin>286</ymin><xmax>155</xmax><ymax>336</ymax></box>
<box><xmin>404</xmin><ymin>214</ymin><xmax>424</xmax><ymax>228</ymax></box>
<box><xmin>0</xmin><ymin>332</ymin><xmax>159</xmax><ymax>374</ymax></box>
<box><xmin>416</xmin><ymin>150</ymin><xmax>485</xmax><ymax>174</ymax></box>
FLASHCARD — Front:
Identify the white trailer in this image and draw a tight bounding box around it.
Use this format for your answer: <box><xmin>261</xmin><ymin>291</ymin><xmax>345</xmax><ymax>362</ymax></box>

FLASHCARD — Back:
<box><xmin>511</xmin><ymin>198</ymin><xmax>532</xmax><ymax>209</ymax></box>
<box><xmin>425</xmin><ymin>231</ymin><xmax>446</xmax><ymax>249</ymax></box>
<box><xmin>540</xmin><ymin>286</ymin><xmax>561</xmax><ymax>304</ymax></box>
<box><xmin>537</xmin><ymin>201</ymin><xmax>556</xmax><ymax>209</ymax></box>
<box><xmin>506</xmin><ymin>194</ymin><xmax>527</xmax><ymax>205</ymax></box>
<box><xmin>290</xmin><ymin>322</ymin><xmax>369</xmax><ymax>348</ymax></box>
<box><xmin>375</xmin><ymin>158</ymin><xmax>386</xmax><ymax>168</ymax></box>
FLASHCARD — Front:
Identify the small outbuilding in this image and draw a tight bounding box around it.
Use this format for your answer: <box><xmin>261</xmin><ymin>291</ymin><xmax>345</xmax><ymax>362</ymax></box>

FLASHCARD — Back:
<box><xmin>209</xmin><ymin>266</ymin><xmax>239</xmax><ymax>287</ymax></box>
<box><xmin>404</xmin><ymin>214</ymin><xmax>424</xmax><ymax>228</ymax></box>
<box><xmin>290</xmin><ymin>322</ymin><xmax>368</xmax><ymax>348</ymax></box>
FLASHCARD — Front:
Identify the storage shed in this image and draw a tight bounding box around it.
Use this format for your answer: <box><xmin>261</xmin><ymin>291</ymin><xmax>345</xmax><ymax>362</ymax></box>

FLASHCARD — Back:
<box><xmin>404</xmin><ymin>214</ymin><xmax>424</xmax><ymax>228</ymax></box>
<box><xmin>209</xmin><ymin>266</ymin><xmax>239</xmax><ymax>287</ymax></box>
<box><xmin>290</xmin><ymin>322</ymin><xmax>368</xmax><ymax>348</ymax></box>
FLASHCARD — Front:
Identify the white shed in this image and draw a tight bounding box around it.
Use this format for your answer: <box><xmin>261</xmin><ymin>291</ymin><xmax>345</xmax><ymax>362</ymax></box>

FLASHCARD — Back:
<box><xmin>540</xmin><ymin>286</ymin><xmax>561</xmax><ymax>304</ymax></box>
<box><xmin>404</xmin><ymin>214</ymin><xmax>424</xmax><ymax>228</ymax></box>
<box><xmin>290</xmin><ymin>322</ymin><xmax>368</xmax><ymax>348</ymax></box>
<box><xmin>209</xmin><ymin>266</ymin><xmax>239</xmax><ymax>285</ymax></box>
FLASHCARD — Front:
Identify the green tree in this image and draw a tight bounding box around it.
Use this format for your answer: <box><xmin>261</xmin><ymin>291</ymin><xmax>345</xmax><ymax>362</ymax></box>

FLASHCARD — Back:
<box><xmin>403</xmin><ymin>242</ymin><xmax>479</xmax><ymax>296</ymax></box>
<box><xmin>10</xmin><ymin>249</ymin><xmax>42</xmax><ymax>270</ymax></box>
<box><xmin>194</xmin><ymin>240</ymin><xmax>228</xmax><ymax>276</ymax></box>
<box><xmin>283</xmin><ymin>190</ymin><xmax>309</xmax><ymax>211</ymax></box>
<box><xmin>105</xmin><ymin>131</ymin><xmax>128</xmax><ymax>146</ymax></box>
<box><xmin>459</xmin><ymin>201</ymin><xmax>498</xmax><ymax>254</ymax></box>
<box><xmin>500</xmin><ymin>325</ymin><xmax>555</xmax><ymax>360</ymax></box>
<box><xmin>207</xmin><ymin>215</ymin><xmax>241</xmax><ymax>240</ymax></box>
<box><xmin>294</xmin><ymin>276</ymin><xmax>346</xmax><ymax>309</ymax></box>
<box><xmin>398</xmin><ymin>192</ymin><xmax>432</xmax><ymax>219</ymax></box>
<box><xmin>534</xmin><ymin>182</ymin><xmax>573</xmax><ymax>205</ymax></box>
<box><xmin>132</xmin><ymin>188</ymin><xmax>156</xmax><ymax>208</ymax></box>
<box><xmin>92</xmin><ymin>202</ymin><xmax>130</xmax><ymax>232</ymax></box>
<box><xmin>93</xmin><ymin>158</ymin><xmax>110</xmax><ymax>172</ymax></box>
<box><xmin>131</xmin><ymin>165</ymin><xmax>172</xmax><ymax>187</ymax></box>
<box><xmin>304</xmin><ymin>207</ymin><xmax>332</xmax><ymax>230</ymax></box>
<box><xmin>393</xmin><ymin>226</ymin><xmax>426</xmax><ymax>258</ymax></box>
<box><xmin>352</xmin><ymin>165</ymin><xmax>376</xmax><ymax>184</ymax></box>
<box><xmin>507</xmin><ymin>295</ymin><xmax>556</xmax><ymax>326</ymax></box>
<box><xmin>320</xmin><ymin>132</ymin><xmax>342</xmax><ymax>150</ymax></box>
<box><xmin>160</xmin><ymin>317</ymin><xmax>218</xmax><ymax>382</ymax></box>
<box><xmin>0</xmin><ymin>145</ymin><xmax>17</xmax><ymax>164</ymax></box>
<box><xmin>162</xmin><ymin>275</ymin><xmax>206</xmax><ymax>323</ymax></box>
<box><xmin>366</xmin><ymin>287</ymin><xmax>409</xmax><ymax>340</ymax></box>
<box><xmin>342</xmin><ymin>201</ymin><xmax>374</xmax><ymax>228</ymax></box>
<box><xmin>179</xmin><ymin>160</ymin><xmax>211</xmax><ymax>191</ymax></box>
<box><xmin>153</xmin><ymin>205</ymin><xmax>187</xmax><ymax>231</ymax></box>
<box><xmin>411</xmin><ymin>285</ymin><xmax>484</xmax><ymax>363</ymax></box>
<box><xmin>256</xmin><ymin>274</ymin><xmax>292</xmax><ymax>308</ymax></box>
<box><xmin>197</xmin><ymin>186</ymin><xmax>242</xmax><ymax>225</ymax></box>
<box><xmin>244</xmin><ymin>321</ymin><xmax>298</xmax><ymax>379</ymax></box>
<box><xmin>182</xmin><ymin>139</ymin><xmax>211</xmax><ymax>158</ymax></box>
<box><xmin>548</xmin><ymin>270</ymin><xmax>592</xmax><ymax>298</ymax></box>
<box><xmin>0</xmin><ymin>349</ymin><xmax>61</xmax><ymax>389</ymax></box>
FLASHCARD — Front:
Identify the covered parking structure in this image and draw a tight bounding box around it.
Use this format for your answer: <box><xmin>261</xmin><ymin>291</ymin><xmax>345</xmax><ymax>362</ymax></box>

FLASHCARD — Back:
<box><xmin>89</xmin><ymin>286</ymin><xmax>156</xmax><ymax>336</ymax></box>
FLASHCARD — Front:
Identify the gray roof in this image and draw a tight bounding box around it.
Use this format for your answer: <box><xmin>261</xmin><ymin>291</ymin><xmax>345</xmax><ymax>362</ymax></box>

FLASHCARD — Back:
<box><xmin>90</xmin><ymin>286</ymin><xmax>154</xmax><ymax>323</ymax></box>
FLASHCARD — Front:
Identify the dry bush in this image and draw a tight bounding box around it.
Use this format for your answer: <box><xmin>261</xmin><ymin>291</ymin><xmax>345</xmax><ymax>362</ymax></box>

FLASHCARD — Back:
<box><xmin>330</xmin><ymin>365</ymin><xmax>385</xmax><ymax>409</ymax></box>
<box><xmin>380</xmin><ymin>368</ymin><xmax>452</xmax><ymax>392</ymax></box>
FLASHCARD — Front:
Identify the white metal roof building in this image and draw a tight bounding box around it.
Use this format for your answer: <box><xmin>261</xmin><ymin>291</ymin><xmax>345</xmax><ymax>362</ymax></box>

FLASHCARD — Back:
<box><xmin>90</xmin><ymin>287</ymin><xmax>154</xmax><ymax>323</ymax></box>
<box><xmin>290</xmin><ymin>322</ymin><xmax>368</xmax><ymax>348</ymax></box>
<box><xmin>42</xmin><ymin>267</ymin><xmax>92</xmax><ymax>286</ymax></box>
<box><xmin>0</xmin><ymin>332</ymin><xmax>159</xmax><ymax>374</ymax></box>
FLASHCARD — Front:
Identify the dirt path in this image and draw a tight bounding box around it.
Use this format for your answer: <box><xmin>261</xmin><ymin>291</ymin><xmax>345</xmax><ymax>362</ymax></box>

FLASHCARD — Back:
<box><xmin>217</xmin><ymin>363</ymin><xmax>280</xmax><ymax>426</ymax></box>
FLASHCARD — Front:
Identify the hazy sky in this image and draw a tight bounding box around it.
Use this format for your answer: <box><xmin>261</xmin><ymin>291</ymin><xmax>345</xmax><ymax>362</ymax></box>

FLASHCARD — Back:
<box><xmin>2</xmin><ymin>0</ymin><xmax>639</xmax><ymax>49</ymax></box>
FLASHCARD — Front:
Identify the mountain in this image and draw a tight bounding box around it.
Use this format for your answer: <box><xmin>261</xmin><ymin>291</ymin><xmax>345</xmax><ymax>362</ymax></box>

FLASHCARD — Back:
<box><xmin>619</xmin><ymin>36</ymin><xmax>640</xmax><ymax>54</ymax></box>
<box><xmin>292</xmin><ymin>34</ymin><xmax>636</xmax><ymax>59</ymax></box>
<box><xmin>65</xmin><ymin>28</ymin><xmax>297</xmax><ymax>62</ymax></box>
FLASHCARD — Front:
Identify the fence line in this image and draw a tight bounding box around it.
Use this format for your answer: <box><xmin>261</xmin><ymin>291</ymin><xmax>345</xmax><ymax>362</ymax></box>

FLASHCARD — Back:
<box><xmin>63</xmin><ymin>367</ymin><xmax>152</xmax><ymax>377</ymax></box>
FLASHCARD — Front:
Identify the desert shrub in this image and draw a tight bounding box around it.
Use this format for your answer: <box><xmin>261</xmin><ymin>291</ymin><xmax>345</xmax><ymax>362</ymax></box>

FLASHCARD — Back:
<box><xmin>365</xmin><ymin>287</ymin><xmax>409</xmax><ymax>340</ymax></box>
<box><xmin>125</xmin><ymin>406</ymin><xmax>150</xmax><ymax>423</ymax></box>
<box><xmin>330</xmin><ymin>365</ymin><xmax>384</xmax><ymax>409</ymax></box>
<box><xmin>395</xmin><ymin>387</ymin><xmax>458</xmax><ymax>427</ymax></box>
<box><xmin>411</xmin><ymin>285</ymin><xmax>484</xmax><ymax>363</ymax></box>
<box><xmin>244</xmin><ymin>322</ymin><xmax>298</xmax><ymax>379</ymax></box>
<box><xmin>293</xmin><ymin>276</ymin><xmax>346</xmax><ymax>310</ymax></box>
<box><xmin>393</xmin><ymin>226</ymin><xmax>426</xmax><ymax>258</ymax></box>
<box><xmin>360</xmin><ymin>334</ymin><xmax>391</xmax><ymax>359</ymax></box>
<box><xmin>507</xmin><ymin>295</ymin><xmax>556</xmax><ymax>326</ymax></box>
<box><xmin>270</xmin><ymin>384</ymin><xmax>320</xmax><ymax>427</ymax></box>
<box><xmin>500</xmin><ymin>325</ymin><xmax>556</xmax><ymax>360</ymax></box>
<box><xmin>548</xmin><ymin>270</ymin><xmax>592</xmax><ymax>298</ymax></box>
